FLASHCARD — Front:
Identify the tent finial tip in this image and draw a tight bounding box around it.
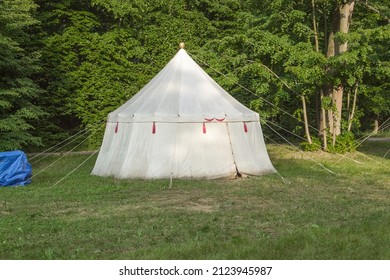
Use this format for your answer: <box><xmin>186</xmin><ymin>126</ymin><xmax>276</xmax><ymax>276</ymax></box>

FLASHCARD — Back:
<box><xmin>179</xmin><ymin>42</ymin><xmax>185</xmax><ymax>49</ymax></box>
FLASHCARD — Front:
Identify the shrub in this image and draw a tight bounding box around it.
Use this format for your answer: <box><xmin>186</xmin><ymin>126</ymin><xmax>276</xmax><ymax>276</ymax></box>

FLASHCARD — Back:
<box><xmin>327</xmin><ymin>132</ymin><xmax>356</xmax><ymax>153</ymax></box>
<box><xmin>300</xmin><ymin>136</ymin><xmax>322</xmax><ymax>151</ymax></box>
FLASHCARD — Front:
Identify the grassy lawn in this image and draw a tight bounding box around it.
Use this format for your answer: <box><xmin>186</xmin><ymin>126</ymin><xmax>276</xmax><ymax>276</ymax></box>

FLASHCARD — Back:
<box><xmin>1</xmin><ymin>142</ymin><xmax>389</xmax><ymax>260</ymax></box>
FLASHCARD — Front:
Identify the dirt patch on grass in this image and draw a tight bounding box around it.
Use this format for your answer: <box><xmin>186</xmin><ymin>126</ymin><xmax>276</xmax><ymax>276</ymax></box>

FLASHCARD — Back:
<box><xmin>185</xmin><ymin>198</ymin><xmax>215</xmax><ymax>213</ymax></box>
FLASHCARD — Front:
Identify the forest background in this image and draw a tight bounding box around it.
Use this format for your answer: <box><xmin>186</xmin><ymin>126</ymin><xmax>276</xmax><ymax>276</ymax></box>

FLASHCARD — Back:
<box><xmin>1</xmin><ymin>0</ymin><xmax>389</xmax><ymax>152</ymax></box>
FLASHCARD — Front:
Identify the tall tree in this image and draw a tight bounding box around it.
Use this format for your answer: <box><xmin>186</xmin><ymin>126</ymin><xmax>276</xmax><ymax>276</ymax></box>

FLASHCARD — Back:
<box><xmin>323</xmin><ymin>1</ymin><xmax>355</xmax><ymax>146</ymax></box>
<box><xmin>0</xmin><ymin>0</ymin><xmax>44</xmax><ymax>150</ymax></box>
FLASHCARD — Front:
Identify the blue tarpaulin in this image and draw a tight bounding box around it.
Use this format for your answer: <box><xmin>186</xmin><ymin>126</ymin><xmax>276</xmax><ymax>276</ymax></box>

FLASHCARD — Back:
<box><xmin>0</xmin><ymin>150</ymin><xmax>32</xmax><ymax>187</ymax></box>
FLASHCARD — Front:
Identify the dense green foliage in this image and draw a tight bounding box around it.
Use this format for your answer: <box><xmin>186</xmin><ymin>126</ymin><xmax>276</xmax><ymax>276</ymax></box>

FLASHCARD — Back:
<box><xmin>1</xmin><ymin>142</ymin><xmax>389</xmax><ymax>259</ymax></box>
<box><xmin>0</xmin><ymin>0</ymin><xmax>389</xmax><ymax>150</ymax></box>
<box><xmin>0</xmin><ymin>0</ymin><xmax>44</xmax><ymax>150</ymax></box>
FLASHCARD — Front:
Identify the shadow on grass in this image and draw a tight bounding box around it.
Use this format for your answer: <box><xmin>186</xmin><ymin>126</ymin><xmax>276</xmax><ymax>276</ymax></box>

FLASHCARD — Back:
<box><xmin>357</xmin><ymin>140</ymin><xmax>390</xmax><ymax>159</ymax></box>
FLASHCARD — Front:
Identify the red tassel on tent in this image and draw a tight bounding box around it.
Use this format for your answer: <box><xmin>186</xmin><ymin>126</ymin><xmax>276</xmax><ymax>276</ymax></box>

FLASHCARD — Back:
<box><xmin>152</xmin><ymin>122</ymin><xmax>156</xmax><ymax>134</ymax></box>
<box><xmin>203</xmin><ymin>122</ymin><xmax>206</xmax><ymax>134</ymax></box>
<box><xmin>243</xmin><ymin>122</ymin><xmax>248</xmax><ymax>133</ymax></box>
<box><xmin>115</xmin><ymin>122</ymin><xmax>119</xmax><ymax>133</ymax></box>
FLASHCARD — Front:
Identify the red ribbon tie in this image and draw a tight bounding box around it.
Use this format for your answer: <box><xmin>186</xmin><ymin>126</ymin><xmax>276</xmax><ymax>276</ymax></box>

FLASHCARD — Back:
<box><xmin>243</xmin><ymin>122</ymin><xmax>248</xmax><ymax>133</ymax></box>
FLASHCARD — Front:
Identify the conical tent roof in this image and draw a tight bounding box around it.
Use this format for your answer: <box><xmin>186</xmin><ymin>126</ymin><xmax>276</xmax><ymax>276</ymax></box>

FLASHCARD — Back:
<box><xmin>92</xmin><ymin>47</ymin><xmax>275</xmax><ymax>179</ymax></box>
<box><xmin>108</xmin><ymin>49</ymin><xmax>258</xmax><ymax>123</ymax></box>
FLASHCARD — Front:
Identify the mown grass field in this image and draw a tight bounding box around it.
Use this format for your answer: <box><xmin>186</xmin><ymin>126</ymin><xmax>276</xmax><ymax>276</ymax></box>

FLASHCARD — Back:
<box><xmin>1</xmin><ymin>142</ymin><xmax>389</xmax><ymax>260</ymax></box>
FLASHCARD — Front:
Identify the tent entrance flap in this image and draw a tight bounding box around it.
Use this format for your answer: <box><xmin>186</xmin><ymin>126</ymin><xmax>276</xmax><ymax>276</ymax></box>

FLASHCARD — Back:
<box><xmin>225</xmin><ymin>122</ymin><xmax>239</xmax><ymax>176</ymax></box>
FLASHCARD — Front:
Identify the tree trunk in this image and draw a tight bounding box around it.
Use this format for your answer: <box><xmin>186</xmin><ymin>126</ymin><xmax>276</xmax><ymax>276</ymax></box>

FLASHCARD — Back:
<box><xmin>338</xmin><ymin>2</ymin><xmax>355</xmax><ymax>54</ymax></box>
<box><xmin>324</xmin><ymin>7</ymin><xmax>337</xmax><ymax>140</ymax></box>
<box><xmin>347</xmin><ymin>83</ymin><xmax>358</xmax><ymax>131</ymax></box>
<box><xmin>301</xmin><ymin>95</ymin><xmax>312</xmax><ymax>144</ymax></box>
<box><xmin>320</xmin><ymin>90</ymin><xmax>327</xmax><ymax>151</ymax></box>
<box><xmin>373</xmin><ymin>119</ymin><xmax>379</xmax><ymax>134</ymax></box>
<box><xmin>332</xmin><ymin>2</ymin><xmax>355</xmax><ymax>136</ymax></box>
<box><xmin>324</xmin><ymin>1</ymin><xmax>355</xmax><ymax>144</ymax></box>
<box><xmin>312</xmin><ymin>0</ymin><xmax>327</xmax><ymax>150</ymax></box>
<box><xmin>332</xmin><ymin>84</ymin><xmax>343</xmax><ymax>136</ymax></box>
<box><xmin>312</xmin><ymin>0</ymin><xmax>320</xmax><ymax>53</ymax></box>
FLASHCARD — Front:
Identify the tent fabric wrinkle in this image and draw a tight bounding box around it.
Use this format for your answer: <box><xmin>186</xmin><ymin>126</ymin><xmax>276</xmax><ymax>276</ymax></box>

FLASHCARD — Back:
<box><xmin>92</xmin><ymin>48</ymin><xmax>275</xmax><ymax>179</ymax></box>
<box><xmin>0</xmin><ymin>150</ymin><xmax>32</xmax><ymax>187</ymax></box>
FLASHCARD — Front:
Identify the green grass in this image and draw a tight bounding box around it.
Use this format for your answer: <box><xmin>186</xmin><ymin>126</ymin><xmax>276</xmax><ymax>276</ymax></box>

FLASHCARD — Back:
<box><xmin>1</xmin><ymin>142</ymin><xmax>389</xmax><ymax>260</ymax></box>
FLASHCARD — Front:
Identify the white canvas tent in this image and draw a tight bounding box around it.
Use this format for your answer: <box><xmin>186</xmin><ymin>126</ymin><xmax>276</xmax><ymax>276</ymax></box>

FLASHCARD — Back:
<box><xmin>92</xmin><ymin>46</ymin><xmax>275</xmax><ymax>179</ymax></box>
